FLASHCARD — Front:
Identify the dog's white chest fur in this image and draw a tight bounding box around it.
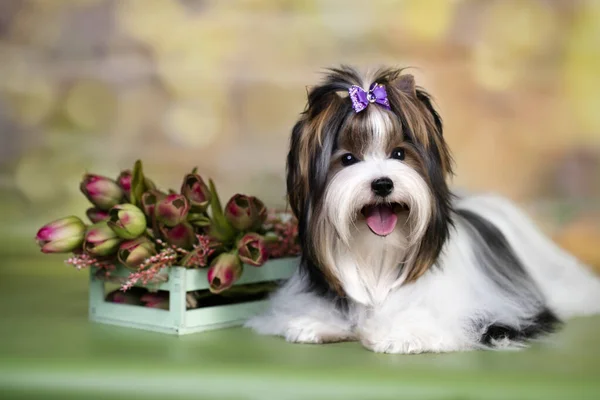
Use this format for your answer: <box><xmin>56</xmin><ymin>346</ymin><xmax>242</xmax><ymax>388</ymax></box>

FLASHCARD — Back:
<box><xmin>334</xmin><ymin>221</ymin><xmax>409</xmax><ymax>306</ymax></box>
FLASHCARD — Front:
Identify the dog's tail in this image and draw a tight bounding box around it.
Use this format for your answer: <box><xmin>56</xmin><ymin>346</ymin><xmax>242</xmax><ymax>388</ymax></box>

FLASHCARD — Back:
<box><xmin>456</xmin><ymin>194</ymin><xmax>600</xmax><ymax>319</ymax></box>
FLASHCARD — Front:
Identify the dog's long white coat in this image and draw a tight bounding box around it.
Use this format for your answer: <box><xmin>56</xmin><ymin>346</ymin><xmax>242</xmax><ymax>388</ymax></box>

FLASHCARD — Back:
<box><xmin>246</xmin><ymin>196</ymin><xmax>600</xmax><ymax>354</ymax></box>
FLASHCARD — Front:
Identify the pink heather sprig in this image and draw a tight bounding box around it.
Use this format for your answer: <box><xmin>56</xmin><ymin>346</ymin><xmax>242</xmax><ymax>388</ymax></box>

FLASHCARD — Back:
<box><xmin>265</xmin><ymin>210</ymin><xmax>300</xmax><ymax>259</ymax></box>
<box><xmin>121</xmin><ymin>248</ymin><xmax>176</xmax><ymax>291</ymax></box>
<box><xmin>65</xmin><ymin>252</ymin><xmax>116</xmax><ymax>272</ymax></box>
<box><xmin>120</xmin><ymin>234</ymin><xmax>214</xmax><ymax>291</ymax></box>
<box><xmin>181</xmin><ymin>235</ymin><xmax>214</xmax><ymax>268</ymax></box>
<box><xmin>153</xmin><ymin>234</ymin><xmax>214</xmax><ymax>267</ymax></box>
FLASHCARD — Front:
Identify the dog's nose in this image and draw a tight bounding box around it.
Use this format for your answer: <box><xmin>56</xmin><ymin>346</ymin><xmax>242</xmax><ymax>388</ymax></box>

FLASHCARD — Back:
<box><xmin>371</xmin><ymin>177</ymin><xmax>394</xmax><ymax>197</ymax></box>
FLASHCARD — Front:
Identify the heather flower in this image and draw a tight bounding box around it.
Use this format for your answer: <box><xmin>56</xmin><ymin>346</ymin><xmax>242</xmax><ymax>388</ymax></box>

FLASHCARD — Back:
<box><xmin>264</xmin><ymin>210</ymin><xmax>300</xmax><ymax>259</ymax></box>
<box><xmin>80</xmin><ymin>174</ymin><xmax>124</xmax><ymax>210</ymax></box>
<box><xmin>84</xmin><ymin>221</ymin><xmax>121</xmax><ymax>256</ymax></box>
<box><xmin>36</xmin><ymin>216</ymin><xmax>86</xmax><ymax>253</ymax></box>
<box><xmin>237</xmin><ymin>232</ymin><xmax>268</xmax><ymax>266</ymax></box>
<box><xmin>224</xmin><ymin>194</ymin><xmax>267</xmax><ymax>231</ymax></box>
<box><xmin>181</xmin><ymin>173</ymin><xmax>211</xmax><ymax>212</ymax></box>
<box><xmin>180</xmin><ymin>235</ymin><xmax>215</xmax><ymax>268</ymax></box>
<box><xmin>118</xmin><ymin>237</ymin><xmax>156</xmax><ymax>270</ymax></box>
<box><xmin>65</xmin><ymin>252</ymin><xmax>116</xmax><ymax>271</ymax></box>
<box><xmin>120</xmin><ymin>248</ymin><xmax>176</xmax><ymax>291</ymax></box>
<box><xmin>86</xmin><ymin>208</ymin><xmax>110</xmax><ymax>223</ymax></box>
<box><xmin>207</xmin><ymin>252</ymin><xmax>243</xmax><ymax>294</ymax></box>
<box><xmin>108</xmin><ymin>204</ymin><xmax>147</xmax><ymax>239</ymax></box>
<box><xmin>155</xmin><ymin>194</ymin><xmax>190</xmax><ymax>227</ymax></box>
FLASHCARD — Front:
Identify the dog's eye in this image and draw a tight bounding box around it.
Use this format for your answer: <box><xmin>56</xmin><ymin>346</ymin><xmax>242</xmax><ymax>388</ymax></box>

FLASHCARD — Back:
<box><xmin>391</xmin><ymin>148</ymin><xmax>405</xmax><ymax>161</ymax></box>
<box><xmin>341</xmin><ymin>153</ymin><xmax>359</xmax><ymax>166</ymax></box>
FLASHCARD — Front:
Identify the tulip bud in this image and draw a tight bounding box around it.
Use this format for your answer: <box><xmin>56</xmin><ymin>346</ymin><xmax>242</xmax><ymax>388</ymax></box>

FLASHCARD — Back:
<box><xmin>188</xmin><ymin>213</ymin><xmax>211</xmax><ymax>228</ymax></box>
<box><xmin>155</xmin><ymin>194</ymin><xmax>190</xmax><ymax>227</ymax></box>
<box><xmin>141</xmin><ymin>189</ymin><xmax>167</xmax><ymax>218</ymax></box>
<box><xmin>80</xmin><ymin>174</ymin><xmax>124</xmax><ymax>210</ymax></box>
<box><xmin>181</xmin><ymin>174</ymin><xmax>211</xmax><ymax>212</ymax></box>
<box><xmin>249</xmin><ymin>197</ymin><xmax>268</xmax><ymax>230</ymax></box>
<box><xmin>237</xmin><ymin>232</ymin><xmax>268</xmax><ymax>266</ymax></box>
<box><xmin>159</xmin><ymin>222</ymin><xmax>197</xmax><ymax>250</ymax></box>
<box><xmin>116</xmin><ymin>170</ymin><xmax>132</xmax><ymax>198</ymax></box>
<box><xmin>86</xmin><ymin>208</ymin><xmax>110</xmax><ymax>223</ymax></box>
<box><xmin>207</xmin><ymin>252</ymin><xmax>243</xmax><ymax>294</ymax></box>
<box><xmin>224</xmin><ymin>194</ymin><xmax>265</xmax><ymax>231</ymax></box>
<box><xmin>108</xmin><ymin>204</ymin><xmax>147</xmax><ymax>239</ymax></box>
<box><xmin>117</xmin><ymin>237</ymin><xmax>156</xmax><ymax>270</ymax></box>
<box><xmin>36</xmin><ymin>216</ymin><xmax>86</xmax><ymax>253</ymax></box>
<box><xmin>84</xmin><ymin>221</ymin><xmax>121</xmax><ymax>256</ymax></box>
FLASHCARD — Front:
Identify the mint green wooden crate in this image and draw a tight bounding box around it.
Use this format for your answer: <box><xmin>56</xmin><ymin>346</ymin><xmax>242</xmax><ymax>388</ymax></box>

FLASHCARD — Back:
<box><xmin>88</xmin><ymin>258</ymin><xmax>297</xmax><ymax>335</ymax></box>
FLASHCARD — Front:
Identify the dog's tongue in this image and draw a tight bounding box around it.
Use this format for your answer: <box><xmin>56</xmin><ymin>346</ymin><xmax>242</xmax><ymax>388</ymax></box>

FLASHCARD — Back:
<box><xmin>364</xmin><ymin>205</ymin><xmax>398</xmax><ymax>236</ymax></box>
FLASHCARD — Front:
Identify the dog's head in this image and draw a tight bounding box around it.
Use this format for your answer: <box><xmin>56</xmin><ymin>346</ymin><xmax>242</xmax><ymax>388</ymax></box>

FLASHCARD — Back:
<box><xmin>287</xmin><ymin>66</ymin><xmax>454</xmax><ymax>295</ymax></box>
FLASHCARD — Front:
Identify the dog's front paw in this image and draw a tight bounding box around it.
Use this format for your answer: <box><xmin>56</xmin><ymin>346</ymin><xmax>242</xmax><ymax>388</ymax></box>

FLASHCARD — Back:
<box><xmin>285</xmin><ymin>317</ymin><xmax>355</xmax><ymax>344</ymax></box>
<box><xmin>358</xmin><ymin>324</ymin><xmax>464</xmax><ymax>354</ymax></box>
<box><xmin>360</xmin><ymin>333</ymin><xmax>427</xmax><ymax>354</ymax></box>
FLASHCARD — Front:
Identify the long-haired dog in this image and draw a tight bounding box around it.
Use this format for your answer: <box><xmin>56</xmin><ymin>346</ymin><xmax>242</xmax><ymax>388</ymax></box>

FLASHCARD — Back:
<box><xmin>245</xmin><ymin>66</ymin><xmax>600</xmax><ymax>353</ymax></box>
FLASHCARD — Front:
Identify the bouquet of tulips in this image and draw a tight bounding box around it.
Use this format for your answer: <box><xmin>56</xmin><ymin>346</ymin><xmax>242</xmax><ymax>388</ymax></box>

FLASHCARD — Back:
<box><xmin>35</xmin><ymin>160</ymin><xmax>299</xmax><ymax>294</ymax></box>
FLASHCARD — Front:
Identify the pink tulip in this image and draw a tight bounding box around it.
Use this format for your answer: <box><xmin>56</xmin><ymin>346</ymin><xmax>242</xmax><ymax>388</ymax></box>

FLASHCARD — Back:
<box><xmin>207</xmin><ymin>252</ymin><xmax>243</xmax><ymax>294</ymax></box>
<box><xmin>181</xmin><ymin>174</ymin><xmax>211</xmax><ymax>211</ymax></box>
<box><xmin>117</xmin><ymin>170</ymin><xmax>132</xmax><ymax>197</ymax></box>
<box><xmin>237</xmin><ymin>232</ymin><xmax>268</xmax><ymax>266</ymax></box>
<box><xmin>80</xmin><ymin>174</ymin><xmax>124</xmax><ymax>210</ymax></box>
<box><xmin>86</xmin><ymin>208</ymin><xmax>110</xmax><ymax>223</ymax></box>
<box><xmin>117</xmin><ymin>237</ymin><xmax>156</xmax><ymax>270</ymax></box>
<box><xmin>35</xmin><ymin>216</ymin><xmax>86</xmax><ymax>253</ymax></box>
<box><xmin>84</xmin><ymin>221</ymin><xmax>121</xmax><ymax>256</ymax></box>
<box><xmin>159</xmin><ymin>222</ymin><xmax>197</xmax><ymax>250</ymax></box>
<box><xmin>141</xmin><ymin>189</ymin><xmax>167</xmax><ymax>218</ymax></box>
<box><xmin>224</xmin><ymin>194</ymin><xmax>268</xmax><ymax>231</ymax></box>
<box><xmin>155</xmin><ymin>194</ymin><xmax>190</xmax><ymax>227</ymax></box>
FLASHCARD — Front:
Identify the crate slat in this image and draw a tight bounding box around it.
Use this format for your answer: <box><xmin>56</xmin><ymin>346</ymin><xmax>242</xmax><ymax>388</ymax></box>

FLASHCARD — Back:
<box><xmin>88</xmin><ymin>257</ymin><xmax>298</xmax><ymax>335</ymax></box>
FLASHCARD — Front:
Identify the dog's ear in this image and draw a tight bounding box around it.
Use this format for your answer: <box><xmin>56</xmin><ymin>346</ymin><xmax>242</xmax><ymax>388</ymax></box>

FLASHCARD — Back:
<box><xmin>286</xmin><ymin>118</ymin><xmax>308</xmax><ymax>221</ymax></box>
<box><xmin>391</xmin><ymin>73</ymin><xmax>452</xmax><ymax>176</ymax></box>
<box><xmin>286</xmin><ymin>92</ymin><xmax>345</xmax><ymax>222</ymax></box>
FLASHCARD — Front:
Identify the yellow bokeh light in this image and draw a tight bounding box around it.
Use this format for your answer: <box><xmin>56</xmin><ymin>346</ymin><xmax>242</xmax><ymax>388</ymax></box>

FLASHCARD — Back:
<box><xmin>564</xmin><ymin>0</ymin><xmax>600</xmax><ymax>138</ymax></box>
<box><xmin>163</xmin><ymin>102</ymin><xmax>220</xmax><ymax>149</ymax></box>
<box><xmin>63</xmin><ymin>80</ymin><xmax>117</xmax><ymax>132</ymax></box>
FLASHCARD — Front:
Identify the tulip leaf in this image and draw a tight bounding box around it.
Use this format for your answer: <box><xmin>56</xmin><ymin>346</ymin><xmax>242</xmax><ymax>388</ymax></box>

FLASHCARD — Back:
<box><xmin>208</xmin><ymin>179</ymin><xmax>235</xmax><ymax>242</ymax></box>
<box><xmin>144</xmin><ymin>178</ymin><xmax>157</xmax><ymax>190</ymax></box>
<box><xmin>130</xmin><ymin>160</ymin><xmax>146</xmax><ymax>208</ymax></box>
<box><xmin>208</xmin><ymin>179</ymin><xmax>224</xmax><ymax>219</ymax></box>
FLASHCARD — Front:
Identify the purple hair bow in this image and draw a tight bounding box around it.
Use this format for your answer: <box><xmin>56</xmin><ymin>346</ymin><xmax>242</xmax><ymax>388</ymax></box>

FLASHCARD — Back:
<box><xmin>348</xmin><ymin>83</ymin><xmax>390</xmax><ymax>113</ymax></box>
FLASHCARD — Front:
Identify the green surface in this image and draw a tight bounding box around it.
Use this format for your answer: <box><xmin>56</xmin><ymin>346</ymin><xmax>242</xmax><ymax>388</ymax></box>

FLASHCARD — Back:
<box><xmin>1</xmin><ymin>255</ymin><xmax>600</xmax><ymax>400</ymax></box>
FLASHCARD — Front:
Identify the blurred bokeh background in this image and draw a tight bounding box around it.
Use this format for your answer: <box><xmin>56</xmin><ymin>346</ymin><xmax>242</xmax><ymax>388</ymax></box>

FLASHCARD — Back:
<box><xmin>0</xmin><ymin>0</ymin><xmax>599</xmax><ymax>268</ymax></box>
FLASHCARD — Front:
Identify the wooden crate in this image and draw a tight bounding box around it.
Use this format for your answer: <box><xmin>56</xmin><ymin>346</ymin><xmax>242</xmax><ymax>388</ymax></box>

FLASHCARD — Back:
<box><xmin>88</xmin><ymin>258</ymin><xmax>297</xmax><ymax>334</ymax></box>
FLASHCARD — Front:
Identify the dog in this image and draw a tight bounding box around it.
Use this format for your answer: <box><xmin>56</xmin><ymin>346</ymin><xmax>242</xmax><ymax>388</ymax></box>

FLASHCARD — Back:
<box><xmin>245</xmin><ymin>66</ymin><xmax>600</xmax><ymax>354</ymax></box>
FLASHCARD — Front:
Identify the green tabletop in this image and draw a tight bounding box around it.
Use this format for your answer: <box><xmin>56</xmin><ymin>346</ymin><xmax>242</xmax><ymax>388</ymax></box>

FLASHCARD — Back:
<box><xmin>1</xmin><ymin>255</ymin><xmax>599</xmax><ymax>400</ymax></box>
